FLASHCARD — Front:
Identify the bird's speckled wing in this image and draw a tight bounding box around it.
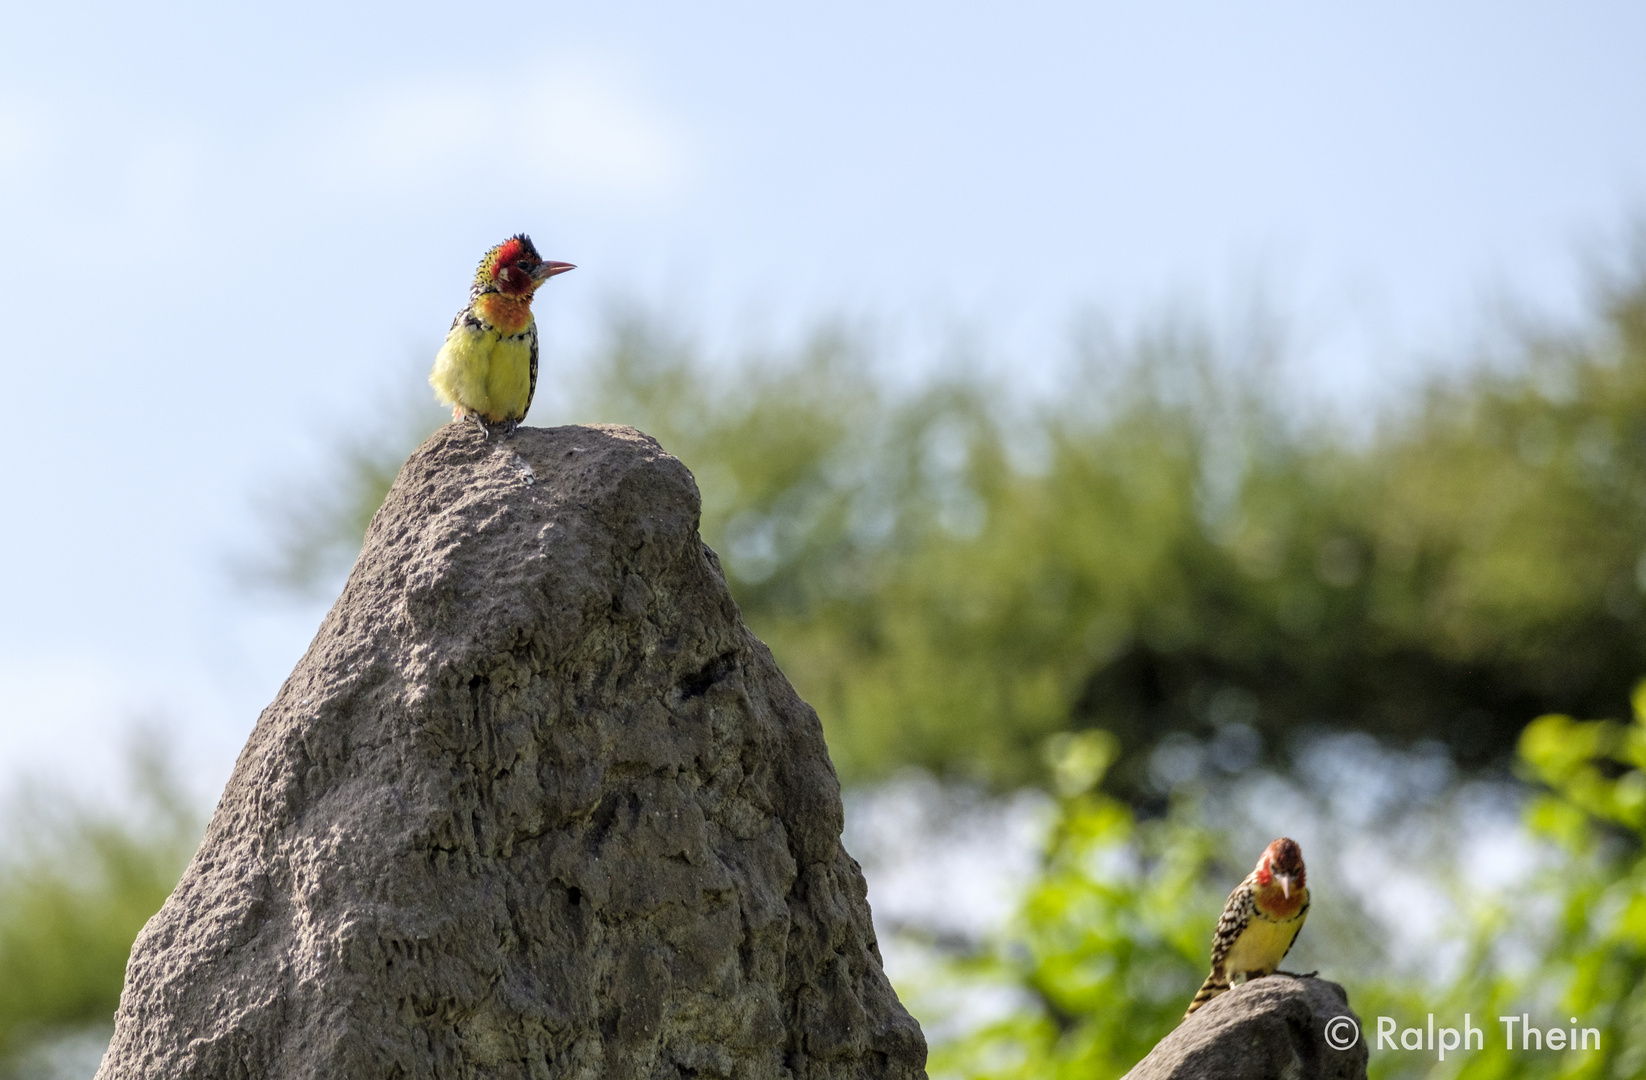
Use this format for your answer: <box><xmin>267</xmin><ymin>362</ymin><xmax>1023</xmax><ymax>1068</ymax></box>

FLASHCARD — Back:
<box><xmin>1185</xmin><ymin>874</ymin><xmax>1257</xmax><ymax>1016</ymax></box>
<box><xmin>1208</xmin><ymin>875</ymin><xmax>1257</xmax><ymax>971</ymax></box>
<box><xmin>526</xmin><ymin>321</ymin><xmax>539</xmax><ymax>420</ymax></box>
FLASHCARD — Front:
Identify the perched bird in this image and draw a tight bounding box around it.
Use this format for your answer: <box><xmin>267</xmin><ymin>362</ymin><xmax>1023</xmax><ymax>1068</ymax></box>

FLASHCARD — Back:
<box><xmin>429</xmin><ymin>234</ymin><xmax>574</xmax><ymax>438</ymax></box>
<box><xmin>1184</xmin><ymin>837</ymin><xmax>1310</xmax><ymax>1018</ymax></box>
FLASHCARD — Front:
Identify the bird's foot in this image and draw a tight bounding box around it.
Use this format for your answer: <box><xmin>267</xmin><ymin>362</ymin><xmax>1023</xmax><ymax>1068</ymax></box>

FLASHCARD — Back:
<box><xmin>1276</xmin><ymin>970</ymin><xmax>1318</xmax><ymax>979</ymax></box>
<box><xmin>452</xmin><ymin>406</ymin><xmax>490</xmax><ymax>440</ymax></box>
<box><xmin>502</xmin><ymin>419</ymin><xmax>520</xmax><ymax>438</ymax></box>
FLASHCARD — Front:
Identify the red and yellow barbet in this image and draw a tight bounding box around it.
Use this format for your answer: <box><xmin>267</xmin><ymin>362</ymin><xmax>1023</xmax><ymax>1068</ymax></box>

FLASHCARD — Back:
<box><xmin>428</xmin><ymin>234</ymin><xmax>574</xmax><ymax>438</ymax></box>
<box><xmin>1184</xmin><ymin>837</ymin><xmax>1310</xmax><ymax>1018</ymax></box>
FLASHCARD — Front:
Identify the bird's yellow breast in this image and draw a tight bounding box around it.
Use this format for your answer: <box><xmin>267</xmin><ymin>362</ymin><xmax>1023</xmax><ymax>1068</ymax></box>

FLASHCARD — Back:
<box><xmin>428</xmin><ymin>320</ymin><xmax>534</xmax><ymax>424</ymax></box>
<box><xmin>1224</xmin><ymin>895</ymin><xmax>1308</xmax><ymax>978</ymax></box>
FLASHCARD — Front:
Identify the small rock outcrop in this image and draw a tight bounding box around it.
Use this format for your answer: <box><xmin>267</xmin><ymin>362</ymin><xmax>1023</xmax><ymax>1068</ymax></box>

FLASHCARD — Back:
<box><xmin>1124</xmin><ymin>977</ymin><xmax>1368</xmax><ymax>1080</ymax></box>
<box><xmin>97</xmin><ymin>425</ymin><xmax>928</xmax><ymax>1080</ymax></box>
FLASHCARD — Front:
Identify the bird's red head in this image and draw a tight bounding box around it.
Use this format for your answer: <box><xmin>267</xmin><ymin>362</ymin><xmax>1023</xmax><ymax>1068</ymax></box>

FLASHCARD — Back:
<box><xmin>1253</xmin><ymin>837</ymin><xmax>1307</xmax><ymax>912</ymax></box>
<box><xmin>475</xmin><ymin>234</ymin><xmax>575</xmax><ymax>297</ymax></box>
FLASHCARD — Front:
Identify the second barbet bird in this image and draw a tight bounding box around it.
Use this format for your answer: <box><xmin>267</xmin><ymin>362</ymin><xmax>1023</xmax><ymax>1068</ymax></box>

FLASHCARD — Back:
<box><xmin>1184</xmin><ymin>837</ymin><xmax>1311</xmax><ymax>1018</ymax></box>
<box><xmin>429</xmin><ymin>234</ymin><xmax>574</xmax><ymax>438</ymax></box>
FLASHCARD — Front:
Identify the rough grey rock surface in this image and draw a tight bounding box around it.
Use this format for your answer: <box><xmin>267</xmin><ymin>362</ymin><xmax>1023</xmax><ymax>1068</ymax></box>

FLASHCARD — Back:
<box><xmin>96</xmin><ymin>424</ymin><xmax>927</xmax><ymax>1080</ymax></box>
<box><xmin>1124</xmin><ymin>977</ymin><xmax>1367</xmax><ymax>1080</ymax></box>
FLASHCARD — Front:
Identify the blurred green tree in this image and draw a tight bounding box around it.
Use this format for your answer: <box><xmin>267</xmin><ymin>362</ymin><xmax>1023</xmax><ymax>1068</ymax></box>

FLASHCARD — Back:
<box><xmin>918</xmin><ymin>731</ymin><xmax>1221</xmax><ymax>1080</ymax></box>
<box><xmin>246</xmin><ymin>251</ymin><xmax>1646</xmax><ymax>806</ymax></box>
<box><xmin>0</xmin><ymin>743</ymin><xmax>200</xmax><ymax>1076</ymax></box>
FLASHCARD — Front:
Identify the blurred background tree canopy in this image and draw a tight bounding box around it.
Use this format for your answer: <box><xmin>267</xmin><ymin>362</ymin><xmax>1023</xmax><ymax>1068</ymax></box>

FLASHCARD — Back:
<box><xmin>0</xmin><ymin>742</ymin><xmax>200</xmax><ymax>1080</ymax></box>
<box><xmin>248</xmin><ymin>247</ymin><xmax>1646</xmax><ymax>809</ymax></box>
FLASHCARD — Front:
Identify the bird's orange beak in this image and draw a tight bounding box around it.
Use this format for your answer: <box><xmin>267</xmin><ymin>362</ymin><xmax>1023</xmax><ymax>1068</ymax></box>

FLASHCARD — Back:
<box><xmin>532</xmin><ymin>261</ymin><xmax>576</xmax><ymax>282</ymax></box>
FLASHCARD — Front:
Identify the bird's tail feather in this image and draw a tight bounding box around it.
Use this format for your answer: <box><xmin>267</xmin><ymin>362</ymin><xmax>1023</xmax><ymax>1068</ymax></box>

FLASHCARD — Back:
<box><xmin>1185</xmin><ymin>970</ymin><xmax>1229</xmax><ymax>1017</ymax></box>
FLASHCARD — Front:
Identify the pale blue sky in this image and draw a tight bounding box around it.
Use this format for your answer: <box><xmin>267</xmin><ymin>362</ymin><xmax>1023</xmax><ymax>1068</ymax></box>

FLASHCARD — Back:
<box><xmin>1</xmin><ymin>2</ymin><xmax>1642</xmax><ymax>803</ymax></box>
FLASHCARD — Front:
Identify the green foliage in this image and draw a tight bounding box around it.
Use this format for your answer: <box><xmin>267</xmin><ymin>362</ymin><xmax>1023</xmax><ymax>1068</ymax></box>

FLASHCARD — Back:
<box><xmin>1502</xmin><ymin>691</ymin><xmax>1646</xmax><ymax>1078</ymax></box>
<box><xmin>0</xmin><ymin>745</ymin><xmax>200</xmax><ymax>1074</ymax></box>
